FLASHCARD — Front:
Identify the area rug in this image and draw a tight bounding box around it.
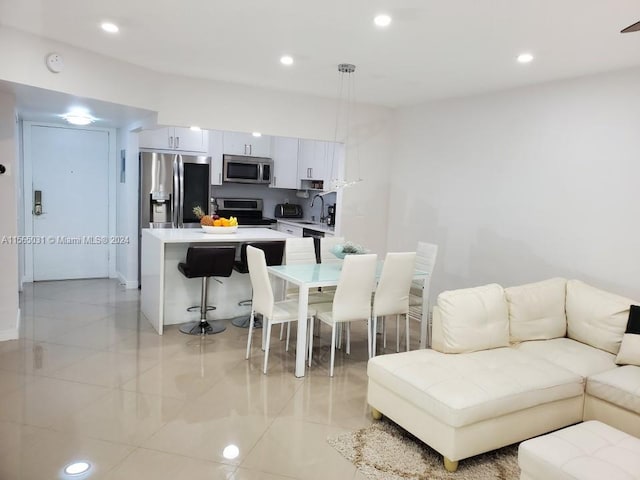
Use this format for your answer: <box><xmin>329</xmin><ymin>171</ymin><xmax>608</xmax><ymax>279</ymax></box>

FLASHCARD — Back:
<box><xmin>327</xmin><ymin>419</ymin><xmax>520</xmax><ymax>480</ymax></box>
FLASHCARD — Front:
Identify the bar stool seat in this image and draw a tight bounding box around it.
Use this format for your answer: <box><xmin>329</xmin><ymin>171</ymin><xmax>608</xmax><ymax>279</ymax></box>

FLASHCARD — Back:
<box><xmin>178</xmin><ymin>246</ymin><xmax>236</xmax><ymax>335</ymax></box>
<box><xmin>231</xmin><ymin>241</ymin><xmax>285</xmax><ymax>328</ymax></box>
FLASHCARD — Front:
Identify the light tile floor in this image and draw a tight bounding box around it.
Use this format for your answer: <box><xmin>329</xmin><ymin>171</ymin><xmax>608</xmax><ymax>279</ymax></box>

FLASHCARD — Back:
<box><xmin>1</xmin><ymin>279</ymin><xmax>416</xmax><ymax>479</ymax></box>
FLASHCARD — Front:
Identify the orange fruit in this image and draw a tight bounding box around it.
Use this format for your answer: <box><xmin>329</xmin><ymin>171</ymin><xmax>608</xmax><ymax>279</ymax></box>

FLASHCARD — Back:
<box><xmin>213</xmin><ymin>219</ymin><xmax>222</xmax><ymax>226</ymax></box>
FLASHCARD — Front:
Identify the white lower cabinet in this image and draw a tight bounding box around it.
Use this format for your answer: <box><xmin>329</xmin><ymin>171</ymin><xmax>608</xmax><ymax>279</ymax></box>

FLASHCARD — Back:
<box><xmin>277</xmin><ymin>222</ymin><xmax>303</xmax><ymax>237</ymax></box>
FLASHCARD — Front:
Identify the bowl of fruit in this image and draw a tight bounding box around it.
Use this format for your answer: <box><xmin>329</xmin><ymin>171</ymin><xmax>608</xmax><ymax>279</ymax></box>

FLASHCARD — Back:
<box><xmin>193</xmin><ymin>206</ymin><xmax>239</xmax><ymax>234</ymax></box>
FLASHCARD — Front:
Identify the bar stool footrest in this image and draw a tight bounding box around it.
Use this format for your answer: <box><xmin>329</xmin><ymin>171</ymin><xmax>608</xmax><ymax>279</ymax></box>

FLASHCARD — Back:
<box><xmin>179</xmin><ymin>320</ymin><xmax>226</xmax><ymax>335</ymax></box>
<box><xmin>187</xmin><ymin>305</ymin><xmax>216</xmax><ymax>312</ymax></box>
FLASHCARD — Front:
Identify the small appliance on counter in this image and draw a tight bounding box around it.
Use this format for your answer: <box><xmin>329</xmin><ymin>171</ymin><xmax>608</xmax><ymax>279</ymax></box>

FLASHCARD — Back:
<box><xmin>274</xmin><ymin>203</ymin><xmax>303</xmax><ymax>219</ymax></box>
<box><xmin>327</xmin><ymin>204</ymin><xmax>336</xmax><ymax>227</ymax></box>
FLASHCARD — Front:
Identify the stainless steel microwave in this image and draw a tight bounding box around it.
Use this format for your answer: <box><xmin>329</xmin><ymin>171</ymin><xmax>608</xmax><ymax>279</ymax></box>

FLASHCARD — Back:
<box><xmin>222</xmin><ymin>154</ymin><xmax>273</xmax><ymax>184</ymax></box>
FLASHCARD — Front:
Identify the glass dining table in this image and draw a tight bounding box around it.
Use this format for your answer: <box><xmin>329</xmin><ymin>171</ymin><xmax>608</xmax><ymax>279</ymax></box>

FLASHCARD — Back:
<box><xmin>267</xmin><ymin>261</ymin><xmax>429</xmax><ymax>377</ymax></box>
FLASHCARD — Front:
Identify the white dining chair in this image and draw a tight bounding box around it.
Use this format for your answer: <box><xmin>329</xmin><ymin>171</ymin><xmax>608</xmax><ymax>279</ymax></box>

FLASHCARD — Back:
<box><xmin>245</xmin><ymin>246</ymin><xmax>316</xmax><ymax>374</ymax></box>
<box><xmin>310</xmin><ymin>253</ymin><xmax>377</xmax><ymax>376</ymax></box>
<box><xmin>408</xmin><ymin>242</ymin><xmax>438</xmax><ymax>349</ymax></box>
<box><xmin>372</xmin><ymin>252</ymin><xmax>417</xmax><ymax>356</ymax></box>
<box><xmin>320</xmin><ymin>236</ymin><xmax>345</xmax><ymax>264</ymax></box>
<box><xmin>283</xmin><ymin>238</ymin><xmax>332</xmax><ymax>303</ymax></box>
<box><xmin>281</xmin><ymin>237</ymin><xmax>334</xmax><ymax>341</ymax></box>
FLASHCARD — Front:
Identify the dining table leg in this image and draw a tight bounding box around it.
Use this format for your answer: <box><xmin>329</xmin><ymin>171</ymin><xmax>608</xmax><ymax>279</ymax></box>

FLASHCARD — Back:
<box><xmin>295</xmin><ymin>285</ymin><xmax>310</xmax><ymax>377</ymax></box>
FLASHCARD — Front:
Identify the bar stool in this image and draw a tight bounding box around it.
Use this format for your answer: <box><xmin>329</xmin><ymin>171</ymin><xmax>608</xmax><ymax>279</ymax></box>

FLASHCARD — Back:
<box><xmin>178</xmin><ymin>246</ymin><xmax>236</xmax><ymax>335</ymax></box>
<box><xmin>231</xmin><ymin>241</ymin><xmax>285</xmax><ymax>328</ymax></box>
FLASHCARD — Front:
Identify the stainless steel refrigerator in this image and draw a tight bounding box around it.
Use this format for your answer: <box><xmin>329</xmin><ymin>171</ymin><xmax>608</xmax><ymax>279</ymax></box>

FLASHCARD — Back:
<box><xmin>138</xmin><ymin>151</ymin><xmax>211</xmax><ymax>281</ymax></box>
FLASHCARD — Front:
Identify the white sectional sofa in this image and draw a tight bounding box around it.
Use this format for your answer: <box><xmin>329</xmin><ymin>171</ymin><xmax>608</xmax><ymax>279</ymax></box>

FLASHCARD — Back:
<box><xmin>367</xmin><ymin>278</ymin><xmax>640</xmax><ymax>472</ymax></box>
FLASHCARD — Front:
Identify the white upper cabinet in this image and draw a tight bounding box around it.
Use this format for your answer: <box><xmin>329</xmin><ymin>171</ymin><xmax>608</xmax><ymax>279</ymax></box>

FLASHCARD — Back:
<box><xmin>297</xmin><ymin>139</ymin><xmax>343</xmax><ymax>191</ymax></box>
<box><xmin>270</xmin><ymin>137</ymin><xmax>299</xmax><ymax>189</ymax></box>
<box><xmin>298</xmin><ymin>139</ymin><xmax>328</xmax><ymax>188</ymax></box>
<box><xmin>298</xmin><ymin>139</ymin><xmax>326</xmax><ymax>180</ymax></box>
<box><xmin>209</xmin><ymin>130</ymin><xmax>224</xmax><ymax>185</ymax></box>
<box><xmin>223</xmin><ymin>132</ymin><xmax>272</xmax><ymax>157</ymax></box>
<box><xmin>139</xmin><ymin>127</ymin><xmax>208</xmax><ymax>153</ymax></box>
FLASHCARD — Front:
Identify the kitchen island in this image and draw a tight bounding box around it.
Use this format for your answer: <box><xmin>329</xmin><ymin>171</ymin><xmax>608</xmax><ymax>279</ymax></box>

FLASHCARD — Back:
<box><xmin>141</xmin><ymin>228</ymin><xmax>292</xmax><ymax>334</ymax></box>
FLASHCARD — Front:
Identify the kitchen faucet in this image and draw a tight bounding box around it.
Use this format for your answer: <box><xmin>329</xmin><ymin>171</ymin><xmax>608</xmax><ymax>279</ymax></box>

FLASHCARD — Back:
<box><xmin>310</xmin><ymin>194</ymin><xmax>326</xmax><ymax>223</ymax></box>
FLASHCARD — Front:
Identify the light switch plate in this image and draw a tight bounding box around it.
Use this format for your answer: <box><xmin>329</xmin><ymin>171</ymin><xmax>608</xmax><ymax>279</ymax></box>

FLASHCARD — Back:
<box><xmin>45</xmin><ymin>53</ymin><xmax>64</xmax><ymax>73</ymax></box>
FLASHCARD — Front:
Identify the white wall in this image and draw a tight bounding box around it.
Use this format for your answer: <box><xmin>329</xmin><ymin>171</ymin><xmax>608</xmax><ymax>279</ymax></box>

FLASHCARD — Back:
<box><xmin>0</xmin><ymin>91</ymin><xmax>19</xmax><ymax>339</ymax></box>
<box><xmin>388</xmin><ymin>67</ymin><xmax>640</xmax><ymax>300</ymax></box>
<box><xmin>115</xmin><ymin>127</ymin><xmax>140</xmax><ymax>288</ymax></box>
<box><xmin>0</xmin><ymin>26</ymin><xmax>393</xmax><ymax>274</ymax></box>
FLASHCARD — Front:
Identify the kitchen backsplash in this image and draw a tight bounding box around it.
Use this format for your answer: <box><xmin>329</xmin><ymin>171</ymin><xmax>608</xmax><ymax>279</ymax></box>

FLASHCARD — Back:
<box><xmin>211</xmin><ymin>183</ymin><xmax>336</xmax><ymax>222</ymax></box>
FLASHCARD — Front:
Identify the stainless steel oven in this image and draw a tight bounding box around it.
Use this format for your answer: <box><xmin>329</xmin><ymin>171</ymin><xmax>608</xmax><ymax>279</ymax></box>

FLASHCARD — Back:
<box><xmin>222</xmin><ymin>154</ymin><xmax>273</xmax><ymax>184</ymax></box>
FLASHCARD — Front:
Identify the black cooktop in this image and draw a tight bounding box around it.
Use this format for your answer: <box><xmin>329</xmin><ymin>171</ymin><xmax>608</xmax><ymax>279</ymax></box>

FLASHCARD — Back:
<box><xmin>216</xmin><ymin>209</ymin><xmax>276</xmax><ymax>226</ymax></box>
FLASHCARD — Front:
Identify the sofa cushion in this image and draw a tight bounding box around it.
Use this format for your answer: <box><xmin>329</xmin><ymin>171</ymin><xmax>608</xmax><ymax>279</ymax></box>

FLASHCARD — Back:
<box><xmin>436</xmin><ymin>283</ymin><xmax>509</xmax><ymax>353</ymax></box>
<box><xmin>505</xmin><ymin>278</ymin><xmax>567</xmax><ymax>342</ymax></box>
<box><xmin>616</xmin><ymin>305</ymin><xmax>640</xmax><ymax>366</ymax></box>
<box><xmin>367</xmin><ymin>348</ymin><xmax>584</xmax><ymax>428</ymax></box>
<box><xmin>566</xmin><ymin>280</ymin><xmax>638</xmax><ymax>354</ymax></box>
<box><xmin>586</xmin><ymin>365</ymin><xmax>640</xmax><ymax>415</ymax></box>
<box><xmin>514</xmin><ymin>338</ymin><xmax>617</xmax><ymax>378</ymax></box>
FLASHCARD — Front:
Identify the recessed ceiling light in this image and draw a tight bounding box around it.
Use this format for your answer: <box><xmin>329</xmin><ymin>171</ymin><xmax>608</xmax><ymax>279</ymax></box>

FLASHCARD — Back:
<box><xmin>62</xmin><ymin>112</ymin><xmax>95</xmax><ymax>126</ymax></box>
<box><xmin>189</xmin><ymin>126</ymin><xmax>201</xmax><ymax>131</ymax></box>
<box><xmin>222</xmin><ymin>445</ymin><xmax>239</xmax><ymax>460</ymax></box>
<box><xmin>64</xmin><ymin>461</ymin><xmax>91</xmax><ymax>475</ymax></box>
<box><xmin>374</xmin><ymin>14</ymin><xmax>392</xmax><ymax>27</ymax></box>
<box><xmin>252</xmin><ymin>132</ymin><xmax>262</xmax><ymax>137</ymax></box>
<box><xmin>517</xmin><ymin>53</ymin><xmax>534</xmax><ymax>64</ymax></box>
<box><xmin>101</xmin><ymin>22</ymin><xmax>119</xmax><ymax>34</ymax></box>
<box><xmin>280</xmin><ymin>55</ymin><xmax>294</xmax><ymax>66</ymax></box>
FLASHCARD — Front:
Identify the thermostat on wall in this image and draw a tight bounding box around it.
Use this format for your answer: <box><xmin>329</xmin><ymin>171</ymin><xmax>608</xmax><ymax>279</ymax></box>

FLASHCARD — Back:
<box><xmin>45</xmin><ymin>52</ymin><xmax>64</xmax><ymax>73</ymax></box>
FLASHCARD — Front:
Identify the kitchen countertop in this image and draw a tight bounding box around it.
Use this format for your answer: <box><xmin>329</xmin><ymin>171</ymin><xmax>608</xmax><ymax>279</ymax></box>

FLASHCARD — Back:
<box><xmin>142</xmin><ymin>227</ymin><xmax>292</xmax><ymax>243</ymax></box>
<box><xmin>276</xmin><ymin>219</ymin><xmax>336</xmax><ymax>234</ymax></box>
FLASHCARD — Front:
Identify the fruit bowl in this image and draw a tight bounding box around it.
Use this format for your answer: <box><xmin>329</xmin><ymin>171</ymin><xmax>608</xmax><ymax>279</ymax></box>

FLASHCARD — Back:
<box><xmin>201</xmin><ymin>225</ymin><xmax>238</xmax><ymax>234</ymax></box>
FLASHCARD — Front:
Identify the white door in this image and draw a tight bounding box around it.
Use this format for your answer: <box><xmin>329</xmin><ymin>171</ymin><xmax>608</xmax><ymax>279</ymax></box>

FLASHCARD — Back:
<box><xmin>31</xmin><ymin>126</ymin><xmax>110</xmax><ymax>281</ymax></box>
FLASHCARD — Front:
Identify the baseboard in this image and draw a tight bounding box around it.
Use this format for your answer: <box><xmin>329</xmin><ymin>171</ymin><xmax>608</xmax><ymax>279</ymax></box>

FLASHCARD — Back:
<box><xmin>117</xmin><ymin>271</ymin><xmax>139</xmax><ymax>289</ymax></box>
<box><xmin>0</xmin><ymin>308</ymin><xmax>20</xmax><ymax>341</ymax></box>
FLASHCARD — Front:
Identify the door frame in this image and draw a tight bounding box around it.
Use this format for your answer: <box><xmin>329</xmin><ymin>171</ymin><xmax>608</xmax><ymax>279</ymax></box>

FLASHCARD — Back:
<box><xmin>21</xmin><ymin>121</ymin><xmax>117</xmax><ymax>283</ymax></box>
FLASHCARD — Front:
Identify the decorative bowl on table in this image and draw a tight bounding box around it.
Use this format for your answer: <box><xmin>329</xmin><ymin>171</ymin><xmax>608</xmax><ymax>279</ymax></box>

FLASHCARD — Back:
<box><xmin>202</xmin><ymin>225</ymin><xmax>238</xmax><ymax>234</ymax></box>
<box><xmin>330</xmin><ymin>241</ymin><xmax>368</xmax><ymax>259</ymax></box>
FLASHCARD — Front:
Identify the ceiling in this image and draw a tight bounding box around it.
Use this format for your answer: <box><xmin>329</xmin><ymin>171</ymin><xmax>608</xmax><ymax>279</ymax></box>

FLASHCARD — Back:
<box><xmin>1</xmin><ymin>0</ymin><xmax>640</xmax><ymax>108</ymax></box>
<box><xmin>0</xmin><ymin>81</ymin><xmax>154</xmax><ymax>128</ymax></box>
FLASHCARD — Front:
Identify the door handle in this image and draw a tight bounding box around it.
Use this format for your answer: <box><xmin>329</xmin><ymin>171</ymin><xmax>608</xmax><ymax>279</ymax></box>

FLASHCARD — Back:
<box><xmin>175</xmin><ymin>136</ymin><xmax>180</xmax><ymax>149</ymax></box>
<box><xmin>34</xmin><ymin>190</ymin><xmax>43</xmax><ymax>215</ymax></box>
<box><xmin>169</xmin><ymin>136</ymin><xmax>174</xmax><ymax>149</ymax></box>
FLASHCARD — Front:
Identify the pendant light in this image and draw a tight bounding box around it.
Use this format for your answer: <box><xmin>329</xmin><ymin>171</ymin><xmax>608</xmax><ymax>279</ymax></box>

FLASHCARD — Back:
<box><xmin>321</xmin><ymin>63</ymin><xmax>363</xmax><ymax>196</ymax></box>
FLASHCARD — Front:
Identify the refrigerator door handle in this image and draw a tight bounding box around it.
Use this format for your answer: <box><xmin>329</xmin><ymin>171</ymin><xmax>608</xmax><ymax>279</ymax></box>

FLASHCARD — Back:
<box><xmin>178</xmin><ymin>155</ymin><xmax>185</xmax><ymax>227</ymax></box>
<box><xmin>172</xmin><ymin>157</ymin><xmax>179</xmax><ymax>228</ymax></box>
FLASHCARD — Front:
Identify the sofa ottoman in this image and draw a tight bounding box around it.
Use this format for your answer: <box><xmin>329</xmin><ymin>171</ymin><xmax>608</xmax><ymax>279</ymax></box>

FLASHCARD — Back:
<box><xmin>368</xmin><ymin>345</ymin><xmax>585</xmax><ymax>471</ymax></box>
<box><xmin>518</xmin><ymin>420</ymin><xmax>640</xmax><ymax>480</ymax></box>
